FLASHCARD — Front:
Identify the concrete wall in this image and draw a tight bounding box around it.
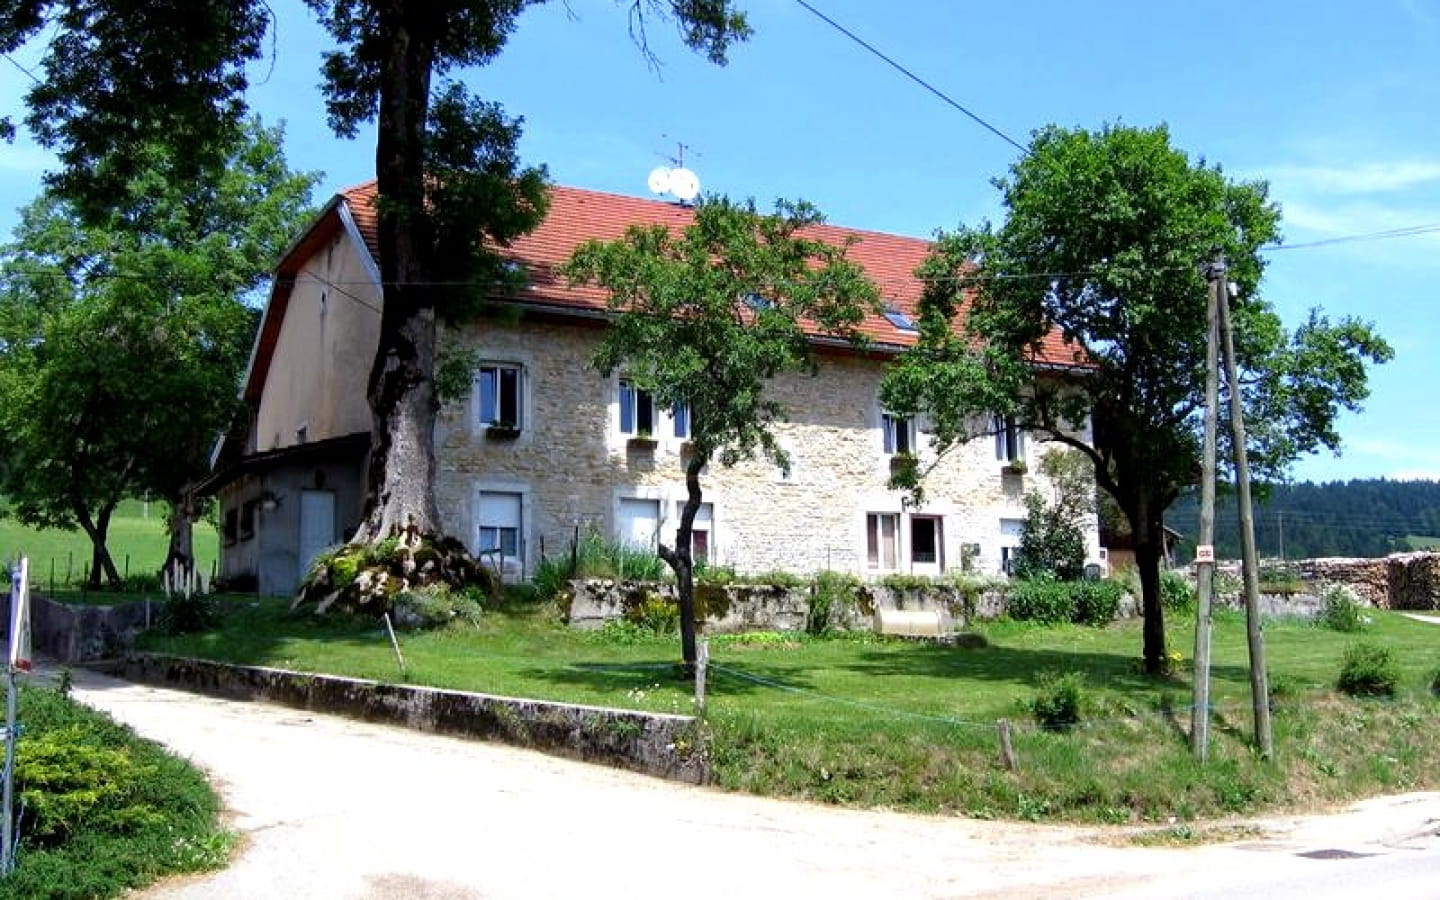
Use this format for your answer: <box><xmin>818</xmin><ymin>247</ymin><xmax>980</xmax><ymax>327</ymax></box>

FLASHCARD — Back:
<box><xmin>435</xmin><ymin>315</ymin><xmax>1100</xmax><ymax>580</ymax></box>
<box><xmin>115</xmin><ymin>655</ymin><xmax>709</xmax><ymax>783</ymax></box>
<box><xmin>255</xmin><ymin>231</ymin><xmax>378</xmax><ymax>453</ymax></box>
<box><xmin>2</xmin><ymin>594</ymin><xmax>155</xmax><ymax>663</ymax></box>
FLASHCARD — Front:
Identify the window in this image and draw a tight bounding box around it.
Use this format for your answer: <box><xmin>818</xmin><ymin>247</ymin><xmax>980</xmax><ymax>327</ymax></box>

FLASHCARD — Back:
<box><xmin>882</xmin><ymin>305</ymin><xmax>918</xmax><ymax>333</ymax></box>
<box><xmin>479</xmin><ymin>364</ymin><xmax>523</xmax><ymax>429</ymax></box>
<box><xmin>882</xmin><ymin>413</ymin><xmax>914</xmax><ymax>455</ymax></box>
<box><xmin>1001</xmin><ymin>546</ymin><xmax>1018</xmax><ymax>576</ymax></box>
<box><xmin>240</xmin><ymin>500</ymin><xmax>258</xmax><ymax>541</ymax></box>
<box><xmin>618</xmin><ymin>379</ymin><xmax>655</xmax><ymax>436</ymax></box>
<box><xmin>478</xmin><ymin>491</ymin><xmax>522</xmax><ymax>568</ymax></box>
<box><xmin>672</xmin><ymin>403</ymin><xmax>691</xmax><ymax>439</ymax></box>
<box><xmin>866</xmin><ymin>513</ymin><xmax>900</xmax><ymax>570</ymax></box>
<box><xmin>675</xmin><ymin>501</ymin><xmax>713</xmax><ymax>563</ymax></box>
<box><xmin>910</xmin><ymin>516</ymin><xmax>942</xmax><ymax>566</ymax></box>
<box><xmin>743</xmin><ymin>292</ymin><xmax>773</xmax><ymax>310</ymax></box>
<box><xmin>993</xmin><ymin>414</ymin><xmax>1025</xmax><ymax>463</ymax></box>
<box><xmin>223</xmin><ymin>507</ymin><xmax>238</xmax><ymax>546</ymax></box>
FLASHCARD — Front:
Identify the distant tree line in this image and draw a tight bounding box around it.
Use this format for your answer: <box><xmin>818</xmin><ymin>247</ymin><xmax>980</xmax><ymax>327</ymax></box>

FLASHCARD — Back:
<box><xmin>1167</xmin><ymin>478</ymin><xmax>1440</xmax><ymax>561</ymax></box>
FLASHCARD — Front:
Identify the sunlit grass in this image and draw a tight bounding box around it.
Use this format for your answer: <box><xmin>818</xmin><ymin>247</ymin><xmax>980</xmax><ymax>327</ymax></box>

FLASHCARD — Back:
<box><xmin>138</xmin><ymin>600</ymin><xmax>1440</xmax><ymax>823</ymax></box>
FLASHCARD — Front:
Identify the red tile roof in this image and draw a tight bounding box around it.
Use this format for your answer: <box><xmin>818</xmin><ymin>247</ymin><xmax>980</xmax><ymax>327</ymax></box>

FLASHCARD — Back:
<box><xmin>337</xmin><ymin>181</ymin><xmax>1082</xmax><ymax>363</ymax></box>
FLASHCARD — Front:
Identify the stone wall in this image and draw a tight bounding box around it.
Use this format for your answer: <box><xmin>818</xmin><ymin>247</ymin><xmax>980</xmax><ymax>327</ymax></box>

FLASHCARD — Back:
<box><xmin>1207</xmin><ymin>551</ymin><xmax>1440</xmax><ymax>611</ymax></box>
<box><xmin>565</xmin><ymin>578</ymin><xmax>1019</xmax><ymax>633</ymax></box>
<box><xmin>433</xmin><ymin>316</ymin><xmax>1099</xmax><ymax>581</ymax></box>
<box><xmin>114</xmin><ymin>654</ymin><xmax>708</xmax><ymax>783</ymax></box>
<box><xmin>0</xmin><ymin>594</ymin><xmax>156</xmax><ymax>663</ymax></box>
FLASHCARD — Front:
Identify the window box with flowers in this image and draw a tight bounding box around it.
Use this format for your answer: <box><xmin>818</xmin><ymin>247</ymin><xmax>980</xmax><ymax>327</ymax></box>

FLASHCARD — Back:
<box><xmin>486</xmin><ymin>422</ymin><xmax>522</xmax><ymax>441</ymax></box>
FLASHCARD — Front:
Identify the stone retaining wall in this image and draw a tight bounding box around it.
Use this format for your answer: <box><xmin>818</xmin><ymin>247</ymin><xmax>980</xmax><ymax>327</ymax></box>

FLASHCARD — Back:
<box><xmin>0</xmin><ymin>594</ymin><xmax>157</xmax><ymax>663</ymax></box>
<box><xmin>113</xmin><ymin>654</ymin><xmax>708</xmax><ymax>784</ymax></box>
<box><xmin>565</xmin><ymin>578</ymin><xmax>1026</xmax><ymax>632</ymax></box>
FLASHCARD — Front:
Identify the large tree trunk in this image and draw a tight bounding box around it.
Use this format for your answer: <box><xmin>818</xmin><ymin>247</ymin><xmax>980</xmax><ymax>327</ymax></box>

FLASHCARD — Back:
<box><xmin>1130</xmin><ymin>497</ymin><xmax>1168</xmax><ymax>676</ymax></box>
<box><xmin>76</xmin><ymin>502</ymin><xmax>122</xmax><ymax>590</ymax></box>
<box><xmin>353</xmin><ymin>3</ymin><xmax>443</xmax><ymax>544</ymax></box>
<box><xmin>659</xmin><ymin>451</ymin><xmax>706</xmax><ymax>674</ymax></box>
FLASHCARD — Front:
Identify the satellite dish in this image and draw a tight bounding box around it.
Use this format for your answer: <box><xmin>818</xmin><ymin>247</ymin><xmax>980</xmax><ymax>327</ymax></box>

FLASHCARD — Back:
<box><xmin>669</xmin><ymin>167</ymin><xmax>700</xmax><ymax>202</ymax></box>
<box><xmin>647</xmin><ymin>166</ymin><xmax>672</xmax><ymax>195</ymax></box>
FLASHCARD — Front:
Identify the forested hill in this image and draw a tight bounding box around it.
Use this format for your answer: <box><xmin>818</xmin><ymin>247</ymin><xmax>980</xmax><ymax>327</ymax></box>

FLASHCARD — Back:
<box><xmin>1165</xmin><ymin>478</ymin><xmax>1440</xmax><ymax>561</ymax></box>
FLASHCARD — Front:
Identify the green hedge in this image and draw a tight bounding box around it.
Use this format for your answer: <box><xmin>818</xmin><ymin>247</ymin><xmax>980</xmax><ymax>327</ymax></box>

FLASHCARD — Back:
<box><xmin>1008</xmin><ymin>577</ymin><xmax>1124</xmax><ymax>626</ymax></box>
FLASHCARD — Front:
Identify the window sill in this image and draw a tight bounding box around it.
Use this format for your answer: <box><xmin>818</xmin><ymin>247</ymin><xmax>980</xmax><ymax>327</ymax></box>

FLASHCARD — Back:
<box><xmin>626</xmin><ymin>436</ymin><xmax>657</xmax><ymax>451</ymax></box>
<box><xmin>1001</xmin><ymin>463</ymin><xmax>1027</xmax><ymax>476</ymax></box>
<box><xmin>486</xmin><ymin>425</ymin><xmax>523</xmax><ymax>441</ymax></box>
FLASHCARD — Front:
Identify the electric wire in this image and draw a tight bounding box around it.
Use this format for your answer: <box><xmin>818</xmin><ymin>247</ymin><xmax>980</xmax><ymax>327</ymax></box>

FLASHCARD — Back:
<box><xmin>792</xmin><ymin>0</ymin><xmax>1027</xmax><ymax>155</ymax></box>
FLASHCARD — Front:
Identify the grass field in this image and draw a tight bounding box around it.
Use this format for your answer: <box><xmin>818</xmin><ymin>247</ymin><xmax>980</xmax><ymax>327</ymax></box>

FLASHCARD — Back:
<box><xmin>138</xmin><ymin>599</ymin><xmax>1440</xmax><ymax>824</ymax></box>
<box><xmin>0</xmin><ymin>499</ymin><xmax>219</xmax><ymax>591</ymax></box>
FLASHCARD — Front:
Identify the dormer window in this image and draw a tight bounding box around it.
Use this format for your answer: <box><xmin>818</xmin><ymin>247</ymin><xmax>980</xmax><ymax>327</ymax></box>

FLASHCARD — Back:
<box><xmin>882</xmin><ymin>305</ymin><xmax>918</xmax><ymax>333</ymax></box>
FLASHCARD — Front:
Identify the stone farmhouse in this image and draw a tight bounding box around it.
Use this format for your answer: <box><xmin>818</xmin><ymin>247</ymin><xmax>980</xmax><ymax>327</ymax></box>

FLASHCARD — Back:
<box><xmin>203</xmin><ymin>182</ymin><xmax>1101</xmax><ymax>595</ymax></box>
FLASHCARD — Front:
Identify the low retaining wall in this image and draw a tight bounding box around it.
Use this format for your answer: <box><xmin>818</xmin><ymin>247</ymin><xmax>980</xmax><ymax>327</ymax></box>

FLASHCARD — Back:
<box><xmin>565</xmin><ymin>579</ymin><xmax>1020</xmax><ymax>632</ymax></box>
<box><xmin>1215</xmin><ymin>552</ymin><xmax>1440</xmax><ymax>611</ymax></box>
<box><xmin>0</xmin><ymin>594</ymin><xmax>157</xmax><ymax>663</ymax></box>
<box><xmin>113</xmin><ymin>654</ymin><xmax>708</xmax><ymax>784</ymax></box>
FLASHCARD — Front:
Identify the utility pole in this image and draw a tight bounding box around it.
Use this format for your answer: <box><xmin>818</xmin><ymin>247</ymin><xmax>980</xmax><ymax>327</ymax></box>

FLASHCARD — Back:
<box><xmin>1192</xmin><ymin>256</ymin><xmax>1222</xmax><ymax>761</ymax></box>
<box><xmin>1215</xmin><ymin>268</ymin><xmax>1274</xmax><ymax>759</ymax></box>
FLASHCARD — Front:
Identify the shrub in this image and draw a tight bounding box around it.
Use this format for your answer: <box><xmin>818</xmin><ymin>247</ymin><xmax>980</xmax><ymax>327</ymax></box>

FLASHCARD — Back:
<box><xmin>1336</xmin><ymin>642</ymin><xmax>1400</xmax><ymax>697</ymax></box>
<box><xmin>154</xmin><ymin>594</ymin><xmax>221</xmax><ymax>635</ymax></box>
<box><xmin>1317</xmin><ymin>584</ymin><xmax>1368</xmax><ymax>633</ymax></box>
<box><xmin>1007</xmin><ymin>576</ymin><xmax>1072</xmax><ymax>624</ymax></box>
<box><xmin>1428</xmin><ymin>666</ymin><xmax>1439</xmax><ymax>698</ymax></box>
<box><xmin>1072</xmin><ymin>580</ymin><xmax>1124</xmax><ymax>626</ymax></box>
<box><xmin>531</xmin><ymin>529</ymin><xmax>668</xmax><ymax>600</ymax></box>
<box><xmin>390</xmin><ymin>584</ymin><xmax>484</xmax><ymax>630</ymax></box>
<box><xmin>1031</xmin><ymin>671</ymin><xmax>1085</xmax><ymax>731</ymax></box>
<box><xmin>1159</xmin><ymin>570</ymin><xmax>1194</xmax><ymax>612</ymax></box>
<box><xmin>625</xmin><ymin>592</ymin><xmax>679</xmax><ymax>635</ymax></box>
<box><xmin>808</xmin><ymin>571</ymin><xmax>859</xmax><ymax>635</ymax></box>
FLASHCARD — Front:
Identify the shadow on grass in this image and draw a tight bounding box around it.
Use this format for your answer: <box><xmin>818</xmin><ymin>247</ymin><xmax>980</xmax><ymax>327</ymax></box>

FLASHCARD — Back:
<box><xmin>518</xmin><ymin>657</ymin><xmax>821</xmax><ymax>698</ymax></box>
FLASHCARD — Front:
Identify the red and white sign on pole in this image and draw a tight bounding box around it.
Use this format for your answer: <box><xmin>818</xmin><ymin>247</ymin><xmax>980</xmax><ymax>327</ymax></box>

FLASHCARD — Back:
<box><xmin>8</xmin><ymin>558</ymin><xmax>31</xmax><ymax>673</ymax></box>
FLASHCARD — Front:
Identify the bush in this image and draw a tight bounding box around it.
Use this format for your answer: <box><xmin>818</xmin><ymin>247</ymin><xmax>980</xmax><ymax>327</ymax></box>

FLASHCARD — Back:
<box><xmin>1008</xmin><ymin>576</ymin><xmax>1072</xmax><ymax>624</ymax></box>
<box><xmin>1317</xmin><ymin>584</ymin><xmax>1368</xmax><ymax>633</ymax></box>
<box><xmin>1008</xmin><ymin>577</ymin><xmax>1123</xmax><ymax>626</ymax></box>
<box><xmin>624</xmin><ymin>592</ymin><xmax>679</xmax><ymax>635</ymax></box>
<box><xmin>531</xmin><ymin>530</ymin><xmax>668</xmax><ymax>600</ymax></box>
<box><xmin>154</xmin><ymin>594</ymin><xmax>221</xmax><ymax>635</ymax></box>
<box><xmin>1428</xmin><ymin>666</ymin><xmax>1439</xmax><ymax>698</ymax></box>
<box><xmin>3</xmin><ymin>687</ymin><xmax>230</xmax><ymax>899</ymax></box>
<box><xmin>1072</xmin><ymin>580</ymin><xmax>1124</xmax><ymax>626</ymax></box>
<box><xmin>390</xmin><ymin>584</ymin><xmax>484</xmax><ymax>630</ymax></box>
<box><xmin>1336</xmin><ymin>642</ymin><xmax>1400</xmax><ymax>697</ymax></box>
<box><xmin>1031</xmin><ymin>671</ymin><xmax>1085</xmax><ymax>731</ymax></box>
<box><xmin>808</xmin><ymin>571</ymin><xmax>859</xmax><ymax>635</ymax></box>
<box><xmin>1159</xmin><ymin>570</ymin><xmax>1194</xmax><ymax>612</ymax></box>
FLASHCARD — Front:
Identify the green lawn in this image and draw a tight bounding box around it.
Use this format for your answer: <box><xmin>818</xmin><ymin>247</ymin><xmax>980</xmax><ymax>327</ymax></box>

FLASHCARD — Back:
<box><xmin>0</xmin><ymin>499</ymin><xmax>219</xmax><ymax>591</ymax></box>
<box><xmin>137</xmin><ymin>599</ymin><xmax>1440</xmax><ymax>824</ymax></box>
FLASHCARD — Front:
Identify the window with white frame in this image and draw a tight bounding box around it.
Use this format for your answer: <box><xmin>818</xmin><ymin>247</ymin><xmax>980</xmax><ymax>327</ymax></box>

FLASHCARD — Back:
<box><xmin>910</xmin><ymin>516</ymin><xmax>943</xmax><ymax>566</ymax></box>
<box><xmin>478</xmin><ymin>363</ymin><xmax>523</xmax><ymax>429</ymax></box>
<box><xmin>672</xmin><ymin>402</ymin><xmax>691</xmax><ymax>439</ymax></box>
<box><xmin>882</xmin><ymin>413</ymin><xmax>915</xmax><ymax>455</ymax></box>
<box><xmin>477</xmin><ymin>491</ymin><xmax>522</xmax><ymax>569</ymax></box>
<box><xmin>618</xmin><ymin>379</ymin><xmax>656</xmax><ymax>437</ymax></box>
<box><xmin>866</xmin><ymin>512</ymin><xmax>901</xmax><ymax>570</ymax></box>
<box><xmin>675</xmin><ymin>501</ymin><xmax>713</xmax><ymax>562</ymax></box>
<box><xmin>993</xmin><ymin>413</ymin><xmax>1025</xmax><ymax>463</ymax></box>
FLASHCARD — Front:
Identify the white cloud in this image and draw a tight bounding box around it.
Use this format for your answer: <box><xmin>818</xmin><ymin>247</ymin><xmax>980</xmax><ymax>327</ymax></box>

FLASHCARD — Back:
<box><xmin>1268</xmin><ymin>161</ymin><xmax>1440</xmax><ymax>195</ymax></box>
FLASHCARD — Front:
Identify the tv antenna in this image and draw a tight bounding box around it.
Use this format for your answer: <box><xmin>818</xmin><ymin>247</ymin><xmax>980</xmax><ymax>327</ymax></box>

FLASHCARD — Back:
<box><xmin>646</xmin><ymin>140</ymin><xmax>701</xmax><ymax>204</ymax></box>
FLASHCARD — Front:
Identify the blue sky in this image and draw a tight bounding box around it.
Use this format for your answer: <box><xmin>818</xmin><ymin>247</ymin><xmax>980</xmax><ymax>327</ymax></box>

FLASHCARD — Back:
<box><xmin>3</xmin><ymin>0</ymin><xmax>1438</xmax><ymax>483</ymax></box>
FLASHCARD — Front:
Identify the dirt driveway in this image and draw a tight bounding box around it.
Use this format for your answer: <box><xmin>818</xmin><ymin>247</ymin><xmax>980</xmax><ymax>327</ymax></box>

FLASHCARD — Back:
<box><xmin>41</xmin><ymin>666</ymin><xmax>1437</xmax><ymax>899</ymax></box>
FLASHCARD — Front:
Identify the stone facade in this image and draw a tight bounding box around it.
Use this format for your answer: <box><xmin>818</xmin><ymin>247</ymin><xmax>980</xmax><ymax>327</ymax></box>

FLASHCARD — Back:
<box><xmin>434</xmin><ymin>315</ymin><xmax>1100</xmax><ymax>582</ymax></box>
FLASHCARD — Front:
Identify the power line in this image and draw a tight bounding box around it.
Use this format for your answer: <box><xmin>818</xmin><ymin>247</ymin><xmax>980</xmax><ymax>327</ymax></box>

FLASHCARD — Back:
<box><xmin>792</xmin><ymin>0</ymin><xmax>1027</xmax><ymax>155</ymax></box>
<box><xmin>1264</xmin><ymin>222</ymin><xmax>1440</xmax><ymax>252</ymax></box>
<box><xmin>1</xmin><ymin>52</ymin><xmax>40</xmax><ymax>85</ymax></box>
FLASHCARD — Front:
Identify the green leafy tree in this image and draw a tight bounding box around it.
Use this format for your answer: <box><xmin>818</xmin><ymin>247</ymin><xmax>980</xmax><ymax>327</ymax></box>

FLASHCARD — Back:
<box><xmin>0</xmin><ymin>121</ymin><xmax>316</xmax><ymax>588</ymax></box>
<box><xmin>1015</xmin><ymin>449</ymin><xmax>1093</xmax><ymax>580</ymax></box>
<box><xmin>563</xmin><ymin>196</ymin><xmax>880</xmax><ymax>670</ymax></box>
<box><xmin>1</xmin><ymin>2</ymin><xmax>751</xmax><ymax>578</ymax></box>
<box><xmin>882</xmin><ymin>124</ymin><xmax>1391</xmax><ymax>673</ymax></box>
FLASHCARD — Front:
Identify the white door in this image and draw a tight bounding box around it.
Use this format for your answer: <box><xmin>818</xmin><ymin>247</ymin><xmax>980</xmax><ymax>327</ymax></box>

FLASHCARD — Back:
<box><xmin>298</xmin><ymin>490</ymin><xmax>337</xmax><ymax>582</ymax></box>
<box><xmin>617</xmin><ymin>498</ymin><xmax>662</xmax><ymax>550</ymax></box>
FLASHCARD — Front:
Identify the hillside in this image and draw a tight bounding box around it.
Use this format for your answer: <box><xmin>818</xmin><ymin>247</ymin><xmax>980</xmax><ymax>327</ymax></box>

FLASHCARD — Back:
<box><xmin>1164</xmin><ymin>478</ymin><xmax>1440</xmax><ymax>562</ymax></box>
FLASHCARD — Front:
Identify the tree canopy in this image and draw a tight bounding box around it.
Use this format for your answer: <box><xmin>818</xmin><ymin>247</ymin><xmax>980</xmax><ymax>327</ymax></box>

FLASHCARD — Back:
<box><xmin>0</xmin><ymin>1</ymin><xmax>753</xmax><ymax>584</ymax></box>
<box><xmin>881</xmin><ymin>123</ymin><xmax>1392</xmax><ymax>673</ymax></box>
<box><xmin>0</xmin><ymin>120</ymin><xmax>317</xmax><ymax>587</ymax></box>
<box><xmin>563</xmin><ymin>196</ymin><xmax>880</xmax><ymax>668</ymax></box>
